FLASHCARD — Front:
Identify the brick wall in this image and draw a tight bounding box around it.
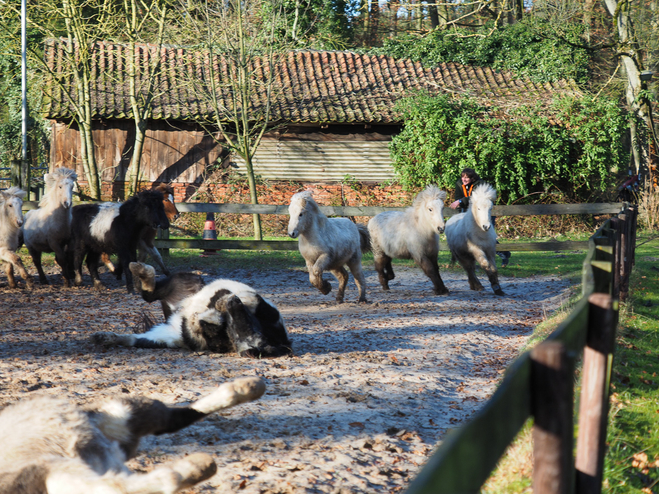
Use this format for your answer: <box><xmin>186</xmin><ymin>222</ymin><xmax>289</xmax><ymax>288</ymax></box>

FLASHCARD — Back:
<box><xmin>82</xmin><ymin>180</ymin><xmax>420</xmax><ymax>208</ymax></box>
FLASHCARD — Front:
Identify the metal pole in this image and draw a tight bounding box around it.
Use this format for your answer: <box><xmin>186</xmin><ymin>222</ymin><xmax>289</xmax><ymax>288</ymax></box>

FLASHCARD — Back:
<box><xmin>21</xmin><ymin>0</ymin><xmax>29</xmax><ymax>200</ymax></box>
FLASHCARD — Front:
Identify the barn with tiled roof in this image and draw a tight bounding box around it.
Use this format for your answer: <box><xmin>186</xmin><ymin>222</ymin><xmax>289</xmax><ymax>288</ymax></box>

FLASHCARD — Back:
<box><xmin>43</xmin><ymin>39</ymin><xmax>580</xmax><ymax>187</ymax></box>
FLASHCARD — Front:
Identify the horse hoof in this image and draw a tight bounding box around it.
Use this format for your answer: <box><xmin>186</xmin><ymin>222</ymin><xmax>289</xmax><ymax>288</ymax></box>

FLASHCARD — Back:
<box><xmin>39</xmin><ymin>277</ymin><xmax>50</xmax><ymax>285</ymax></box>
<box><xmin>93</xmin><ymin>281</ymin><xmax>105</xmax><ymax>291</ymax></box>
<box><xmin>434</xmin><ymin>288</ymin><xmax>449</xmax><ymax>295</ymax></box>
<box><xmin>494</xmin><ymin>289</ymin><xmax>505</xmax><ymax>296</ymax></box>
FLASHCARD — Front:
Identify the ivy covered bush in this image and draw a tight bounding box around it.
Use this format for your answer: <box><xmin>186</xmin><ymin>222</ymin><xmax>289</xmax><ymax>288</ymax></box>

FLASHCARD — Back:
<box><xmin>390</xmin><ymin>94</ymin><xmax>629</xmax><ymax>204</ymax></box>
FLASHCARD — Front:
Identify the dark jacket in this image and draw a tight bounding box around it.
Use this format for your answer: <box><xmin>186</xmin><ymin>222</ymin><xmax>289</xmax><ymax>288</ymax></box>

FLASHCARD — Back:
<box><xmin>454</xmin><ymin>178</ymin><xmax>482</xmax><ymax>212</ymax></box>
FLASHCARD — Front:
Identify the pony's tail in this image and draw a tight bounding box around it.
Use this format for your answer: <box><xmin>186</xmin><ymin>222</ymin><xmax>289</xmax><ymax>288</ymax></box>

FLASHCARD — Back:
<box><xmin>357</xmin><ymin>223</ymin><xmax>371</xmax><ymax>253</ymax></box>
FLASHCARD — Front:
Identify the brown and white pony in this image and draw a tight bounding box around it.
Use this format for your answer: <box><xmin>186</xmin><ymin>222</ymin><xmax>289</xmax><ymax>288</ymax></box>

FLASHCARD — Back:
<box><xmin>0</xmin><ymin>186</ymin><xmax>33</xmax><ymax>289</ymax></box>
<box><xmin>101</xmin><ymin>183</ymin><xmax>179</xmax><ymax>277</ymax></box>
<box><xmin>0</xmin><ymin>377</ymin><xmax>265</xmax><ymax>493</ymax></box>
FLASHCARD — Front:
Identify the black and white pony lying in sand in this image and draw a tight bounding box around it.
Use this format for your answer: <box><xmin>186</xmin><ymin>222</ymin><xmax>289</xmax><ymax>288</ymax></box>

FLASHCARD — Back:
<box><xmin>92</xmin><ymin>262</ymin><xmax>292</xmax><ymax>358</ymax></box>
<box><xmin>0</xmin><ymin>377</ymin><xmax>265</xmax><ymax>494</ymax></box>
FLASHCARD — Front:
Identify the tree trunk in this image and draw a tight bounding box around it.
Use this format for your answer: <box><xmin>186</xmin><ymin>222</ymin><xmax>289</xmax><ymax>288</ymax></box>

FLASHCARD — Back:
<box><xmin>243</xmin><ymin>153</ymin><xmax>263</xmax><ymax>241</ymax></box>
<box><xmin>603</xmin><ymin>0</ymin><xmax>655</xmax><ymax>184</ymax></box>
<box><xmin>428</xmin><ymin>1</ymin><xmax>439</xmax><ymax>29</ymax></box>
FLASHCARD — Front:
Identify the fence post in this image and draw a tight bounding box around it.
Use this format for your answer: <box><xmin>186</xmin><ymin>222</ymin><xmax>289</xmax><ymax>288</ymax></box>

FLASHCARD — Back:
<box><xmin>157</xmin><ymin>228</ymin><xmax>170</xmax><ymax>257</ymax></box>
<box><xmin>575</xmin><ymin>294</ymin><xmax>617</xmax><ymax>494</ymax></box>
<box><xmin>531</xmin><ymin>341</ymin><xmax>574</xmax><ymax>494</ymax></box>
<box><xmin>618</xmin><ymin>210</ymin><xmax>630</xmax><ymax>301</ymax></box>
<box><xmin>609</xmin><ymin>218</ymin><xmax>622</xmax><ymax>301</ymax></box>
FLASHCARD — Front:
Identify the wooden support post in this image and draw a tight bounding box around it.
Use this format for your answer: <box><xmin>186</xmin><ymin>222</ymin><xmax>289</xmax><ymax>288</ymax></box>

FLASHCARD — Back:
<box><xmin>629</xmin><ymin>205</ymin><xmax>638</xmax><ymax>268</ymax></box>
<box><xmin>157</xmin><ymin>228</ymin><xmax>170</xmax><ymax>257</ymax></box>
<box><xmin>609</xmin><ymin>218</ymin><xmax>622</xmax><ymax>300</ymax></box>
<box><xmin>619</xmin><ymin>212</ymin><xmax>630</xmax><ymax>301</ymax></box>
<box><xmin>531</xmin><ymin>341</ymin><xmax>573</xmax><ymax>494</ymax></box>
<box><xmin>575</xmin><ymin>293</ymin><xmax>617</xmax><ymax>494</ymax></box>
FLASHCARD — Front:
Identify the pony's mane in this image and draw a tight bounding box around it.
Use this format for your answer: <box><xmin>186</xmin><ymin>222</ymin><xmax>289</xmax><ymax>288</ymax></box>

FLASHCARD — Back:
<box><xmin>1</xmin><ymin>186</ymin><xmax>26</xmax><ymax>203</ymax></box>
<box><xmin>470</xmin><ymin>183</ymin><xmax>497</xmax><ymax>205</ymax></box>
<box><xmin>290</xmin><ymin>190</ymin><xmax>319</xmax><ymax>211</ymax></box>
<box><xmin>152</xmin><ymin>183</ymin><xmax>174</xmax><ymax>196</ymax></box>
<box><xmin>413</xmin><ymin>185</ymin><xmax>447</xmax><ymax>209</ymax></box>
<box><xmin>40</xmin><ymin>167</ymin><xmax>77</xmax><ymax>208</ymax></box>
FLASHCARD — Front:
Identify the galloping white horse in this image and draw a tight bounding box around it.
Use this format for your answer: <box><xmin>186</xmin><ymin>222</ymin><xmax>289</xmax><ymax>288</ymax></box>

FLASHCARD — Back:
<box><xmin>288</xmin><ymin>190</ymin><xmax>369</xmax><ymax>303</ymax></box>
<box><xmin>444</xmin><ymin>183</ymin><xmax>505</xmax><ymax>296</ymax></box>
<box><xmin>368</xmin><ymin>185</ymin><xmax>449</xmax><ymax>295</ymax></box>
<box><xmin>22</xmin><ymin>167</ymin><xmax>77</xmax><ymax>286</ymax></box>
<box><xmin>0</xmin><ymin>186</ymin><xmax>33</xmax><ymax>289</ymax></box>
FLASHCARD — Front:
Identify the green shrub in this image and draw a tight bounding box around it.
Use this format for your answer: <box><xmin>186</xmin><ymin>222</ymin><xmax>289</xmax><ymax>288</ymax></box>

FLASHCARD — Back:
<box><xmin>389</xmin><ymin>93</ymin><xmax>629</xmax><ymax>204</ymax></box>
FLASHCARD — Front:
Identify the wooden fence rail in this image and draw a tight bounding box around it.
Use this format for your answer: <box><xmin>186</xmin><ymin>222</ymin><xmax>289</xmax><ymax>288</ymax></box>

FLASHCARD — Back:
<box><xmin>403</xmin><ymin>205</ymin><xmax>637</xmax><ymax>494</ymax></box>
<box><xmin>137</xmin><ymin>201</ymin><xmax>622</xmax><ymax>253</ymax></box>
<box><xmin>21</xmin><ymin>201</ymin><xmax>625</xmax><ymax>253</ymax></box>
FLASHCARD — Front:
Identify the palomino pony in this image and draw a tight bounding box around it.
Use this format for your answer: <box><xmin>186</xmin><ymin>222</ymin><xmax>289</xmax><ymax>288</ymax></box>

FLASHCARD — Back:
<box><xmin>368</xmin><ymin>185</ymin><xmax>449</xmax><ymax>295</ymax></box>
<box><xmin>0</xmin><ymin>187</ymin><xmax>33</xmax><ymax>289</ymax></box>
<box><xmin>444</xmin><ymin>183</ymin><xmax>505</xmax><ymax>296</ymax></box>
<box><xmin>101</xmin><ymin>183</ymin><xmax>180</xmax><ymax>276</ymax></box>
<box><xmin>288</xmin><ymin>190</ymin><xmax>369</xmax><ymax>303</ymax></box>
<box><xmin>22</xmin><ymin>167</ymin><xmax>77</xmax><ymax>287</ymax></box>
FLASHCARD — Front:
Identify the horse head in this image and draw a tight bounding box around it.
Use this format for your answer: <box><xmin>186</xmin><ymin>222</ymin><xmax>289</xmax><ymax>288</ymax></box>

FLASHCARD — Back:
<box><xmin>287</xmin><ymin>190</ymin><xmax>315</xmax><ymax>239</ymax></box>
<box><xmin>414</xmin><ymin>185</ymin><xmax>447</xmax><ymax>234</ymax></box>
<box><xmin>43</xmin><ymin>167</ymin><xmax>77</xmax><ymax>209</ymax></box>
<box><xmin>152</xmin><ymin>183</ymin><xmax>180</xmax><ymax>221</ymax></box>
<box><xmin>1</xmin><ymin>187</ymin><xmax>26</xmax><ymax>228</ymax></box>
<box><xmin>469</xmin><ymin>183</ymin><xmax>497</xmax><ymax>232</ymax></box>
<box><xmin>130</xmin><ymin>190</ymin><xmax>170</xmax><ymax>230</ymax></box>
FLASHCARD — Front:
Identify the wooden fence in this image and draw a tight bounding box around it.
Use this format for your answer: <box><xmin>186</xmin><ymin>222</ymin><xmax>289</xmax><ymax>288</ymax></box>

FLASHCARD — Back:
<box><xmin>402</xmin><ymin>204</ymin><xmax>638</xmax><ymax>494</ymax></box>
<box><xmin>124</xmin><ymin>201</ymin><xmax>624</xmax><ymax>253</ymax></box>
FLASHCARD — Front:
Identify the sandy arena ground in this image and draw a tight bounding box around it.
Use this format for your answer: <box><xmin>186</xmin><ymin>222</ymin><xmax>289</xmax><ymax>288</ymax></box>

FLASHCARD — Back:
<box><xmin>0</xmin><ymin>261</ymin><xmax>571</xmax><ymax>493</ymax></box>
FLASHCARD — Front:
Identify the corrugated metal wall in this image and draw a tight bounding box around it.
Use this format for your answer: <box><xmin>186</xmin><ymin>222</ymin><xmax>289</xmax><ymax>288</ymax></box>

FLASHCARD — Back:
<box><xmin>232</xmin><ymin>139</ymin><xmax>396</xmax><ymax>182</ymax></box>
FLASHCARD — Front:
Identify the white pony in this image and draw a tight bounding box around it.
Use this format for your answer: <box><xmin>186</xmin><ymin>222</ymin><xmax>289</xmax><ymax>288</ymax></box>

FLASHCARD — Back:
<box><xmin>288</xmin><ymin>190</ymin><xmax>369</xmax><ymax>303</ymax></box>
<box><xmin>368</xmin><ymin>185</ymin><xmax>449</xmax><ymax>295</ymax></box>
<box><xmin>0</xmin><ymin>186</ymin><xmax>33</xmax><ymax>289</ymax></box>
<box><xmin>22</xmin><ymin>167</ymin><xmax>77</xmax><ymax>287</ymax></box>
<box><xmin>444</xmin><ymin>183</ymin><xmax>505</xmax><ymax>296</ymax></box>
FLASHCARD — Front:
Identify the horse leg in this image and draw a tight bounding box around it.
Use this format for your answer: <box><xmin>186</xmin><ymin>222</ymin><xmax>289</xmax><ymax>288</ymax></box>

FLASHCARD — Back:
<box><xmin>418</xmin><ymin>256</ymin><xmax>449</xmax><ymax>295</ymax></box>
<box><xmin>347</xmin><ymin>258</ymin><xmax>368</xmax><ymax>303</ymax></box>
<box><xmin>28</xmin><ymin>247</ymin><xmax>49</xmax><ymax>285</ymax></box>
<box><xmin>329</xmin><ymin>266</ymin><xmax>349</xmax><ymax>303</ymax></box>
<box><xmin>460</xmin><ymin>256</ymin><xmax>484</xmax><ymax>291</ymax></box>
<box><xmin>476</xmin><ymin>250</ymin><xmax>505</xmax><ymax>296</ymax></box>
<box><xmin>374</xmin><ymin>253</ymin><xmax>393</xmax><ymax>290</ymax></box>
<box><xmin>384</xmin><ymin>258</ymin><xmax>395</xmax><ymax>281</ymax></box>
<box><xmin>309</xmin><ymin>255</ymin><xmax>332</xmax><ymax>295</ymax></box>
<box><xmin>73</xmin><ymin>243</ymin><xmax>86</xmax><ymax>287</ymax></box>
<box><xmin>85</xmin><ymin>252</ymin><xmax>104</xmax><ymax>290</ymax></box>
<box><xmin>3</xmin><ymin>262</ymin><xmax>16</xmax><ymax>288</ymax></box>
<box><xmin>52</xmin><ymin>244</ymin><xmax>72</xmax><ymax>288</ymax></box>
<box><xmin>140</xmin><ymin>237</ymin><xmax>170</xmax><ymax>276</ymax></box>
<box><xmin>1</xmin><ymin>250</ymin><xmax>33</xmax><ymax>289</ymax></box>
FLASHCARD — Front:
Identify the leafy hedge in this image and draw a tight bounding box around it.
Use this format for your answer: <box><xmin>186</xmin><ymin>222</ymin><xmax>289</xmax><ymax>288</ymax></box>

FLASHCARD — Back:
<box><xmin>369</xmin><ymin>19</ymin><xmax>592</xmax><ymax>85</ymax></box>
<box><xmin>390</xmin><ymin>94</ymin><xmax>629</xmax><ymax>203</ymax></box>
